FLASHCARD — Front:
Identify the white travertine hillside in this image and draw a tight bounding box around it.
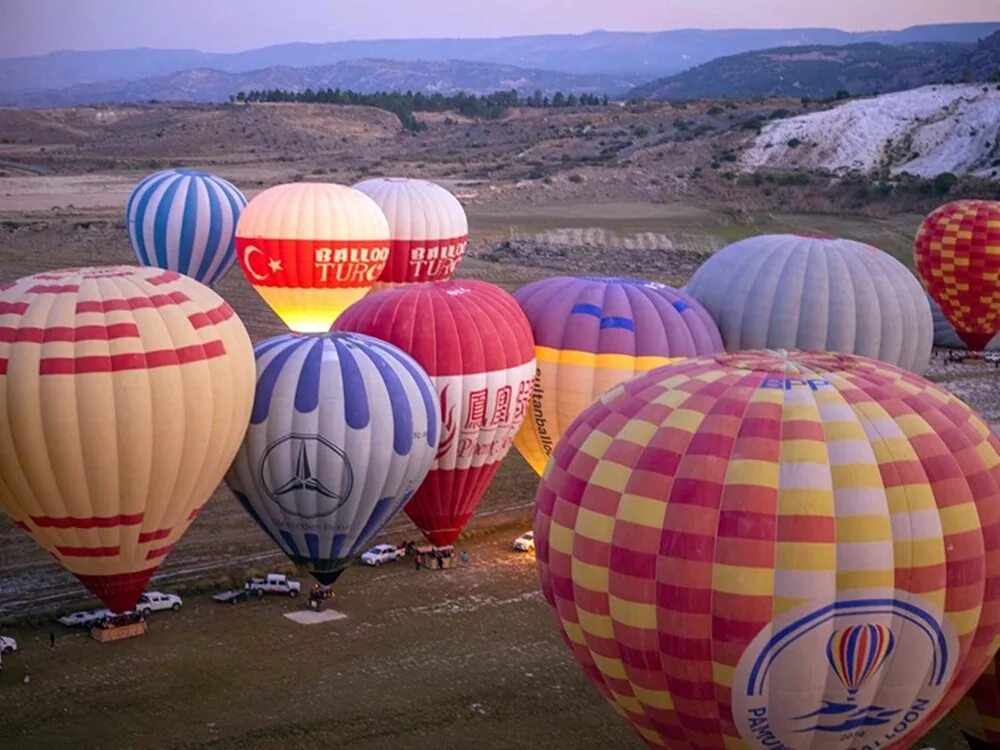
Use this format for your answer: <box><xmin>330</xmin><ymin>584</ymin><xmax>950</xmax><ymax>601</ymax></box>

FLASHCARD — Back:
<box><xmin>741</xmin><ymin>84</ymin><xmax>1000</xmax><ymax>178</ymax></box>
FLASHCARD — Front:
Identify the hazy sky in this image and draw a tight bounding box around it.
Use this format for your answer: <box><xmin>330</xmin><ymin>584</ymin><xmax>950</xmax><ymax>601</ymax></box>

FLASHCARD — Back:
<box><xmin>3</xmin><ymin>0</ymin><xmax>998</xmax><ymax>57</ymax></box>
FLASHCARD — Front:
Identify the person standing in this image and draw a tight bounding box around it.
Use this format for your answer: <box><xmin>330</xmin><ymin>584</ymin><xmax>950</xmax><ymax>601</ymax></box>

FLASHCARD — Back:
<box><xmin>49</xmin><ymin>632</ymin><xmax>55</xmax><ymax>649</ymax></box>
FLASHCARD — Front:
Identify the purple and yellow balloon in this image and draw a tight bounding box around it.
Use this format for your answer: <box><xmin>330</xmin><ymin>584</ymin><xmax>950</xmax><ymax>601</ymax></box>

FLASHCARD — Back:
<box><xmin>512</xmin><ymin>276</ymin><xmax>723</xmax><ymax>475</ymax></box>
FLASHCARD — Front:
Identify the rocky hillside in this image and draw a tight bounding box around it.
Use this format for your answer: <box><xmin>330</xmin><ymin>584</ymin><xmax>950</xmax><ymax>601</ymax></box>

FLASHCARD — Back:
<box><xmin>0</xmin><ymin>59</ymin><xmax>640</xmax><ymax>108</ymax></box>
<box><xmin>740</xmin><ymin>84</ymin><xmax>1000</xmax><ymax>179</ymax></box>
<box><xmin>2</xmin><ymin>23</ymin><xmax>997</xmax><ymax>94</ymax></box>
<box><xmin>633</xmin><ymin>32</ymin><xmax>1000</xmax><ymax>99</ymax></box>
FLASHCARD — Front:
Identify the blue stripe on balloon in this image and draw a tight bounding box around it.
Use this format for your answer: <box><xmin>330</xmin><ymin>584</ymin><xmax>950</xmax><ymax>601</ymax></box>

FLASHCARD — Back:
<box><xmin>131</xmin><ymin>172</ymin><xmax>175</xmax><ymax>266</ymax></box>
<box><xmin>329</xmin><ymin>532</ymin><xmax>350</xmax><ymax>560</ymax></box>
<box><xmin>305</xmin><ymin>533</ymin><xmax>320</xmax><ymax>560</ymax></box>
<box><xmin>364</xmin><ymin>343</ymin><xmax>413</xmax><ymax>455</ymax></box>
<box><xmin>672</xmin><ymin>300</ymin><xmax>690</xmax><ymax>313</ymax></box>
<box><xmin>599</xmin><ymin>316</ymin><xmax>635</xmax><ymax>331</ymax></box>
<box><xmin>178</xmin><ymin>176</ymin><xmax>199</xmax><ymax>276</ymax></box>
<box><xmin>126</xmin><ymin>171</ymin><xmax>162</xmax><ymax>225</ymax></box>
<box><xmin>366</xmin><ymin>339</ymin><xmax>437</xmax><ymax>448</ymax></box>
<box><xmin>197</xmin><ymin>178</ymin><xmax>225</xmax><ymax>283</ymax></box>
<box><xmin>152</xmin><ymin>176</ymin><xmax>184</xmax><ymax>269</ymax></box>
<box><xmin>251</xmin><ymin>337</ymin><xmax>304</xmax><ymax>424</ymax></box>
<box><xmin>294</xmin><ymin>337</ymin><xmax>324</xmax><ymax>414</ymax></box>
<box><xmin>334</xmin><ymin>337</ymin><xmax>370</xmax><ymax>430</ymax></box>
<box><xmin>212</xmin><ymin>178</ymin><xmax>247</xmax><ymax>283</ymax></box>
<box><xmin>279</xmin><ymin>530</ymin><xmax>301</xmax><ymax>556</ymax></box>
<box><xmin>570</xmin><ymin>303</ymin><xmax>602</xmax><ymax>318</ymax></box>
<box><xmin>253</xmin><ymin>334</ymin><xmax>296</xmax><ymax>360</ymax></box>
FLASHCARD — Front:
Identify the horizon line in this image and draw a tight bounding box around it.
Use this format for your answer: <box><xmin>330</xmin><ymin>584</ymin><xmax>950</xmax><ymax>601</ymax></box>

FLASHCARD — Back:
<box><xmin>3</xmin><ymin>19</ymin><xmax>997</xmax><ymax>61</ymax></box>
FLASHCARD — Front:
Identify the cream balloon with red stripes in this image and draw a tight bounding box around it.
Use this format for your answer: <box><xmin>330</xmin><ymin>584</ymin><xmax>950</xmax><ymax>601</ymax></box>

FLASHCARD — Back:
<box><xmin>236</xmin><ymin>182</ymin><xmax>391</xmax><ymax>333</ymax></box>
<box><xmin>0</xmin><ymin>266</ymin><xmax>255</xmax><ymax>612</ymax></box>
<box><xmin>352</xmin><ymin>177</ymin><xmax>468</xmax><ymax>287</ymax></box>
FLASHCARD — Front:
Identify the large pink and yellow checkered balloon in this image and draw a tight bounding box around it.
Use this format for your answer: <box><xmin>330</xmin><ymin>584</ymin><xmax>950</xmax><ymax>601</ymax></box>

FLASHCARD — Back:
<box><xmin>534</xmin><ymin>350</ymin><xmax>1000</xmax><ymax>750</ymax></box>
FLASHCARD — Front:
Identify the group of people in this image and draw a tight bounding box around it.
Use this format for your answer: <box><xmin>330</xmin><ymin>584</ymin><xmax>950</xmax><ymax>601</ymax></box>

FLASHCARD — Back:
<box><xmin>410</xmin><ymin>544</ymin><xmax>471</xmax><ymax>571</ymax></box>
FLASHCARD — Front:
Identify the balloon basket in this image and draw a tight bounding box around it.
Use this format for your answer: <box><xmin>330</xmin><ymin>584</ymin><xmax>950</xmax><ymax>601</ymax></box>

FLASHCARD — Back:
<box><xmin>90</xmin><ymin>619</ymin><xmax>148</xmax><ymax>643</ymax></box>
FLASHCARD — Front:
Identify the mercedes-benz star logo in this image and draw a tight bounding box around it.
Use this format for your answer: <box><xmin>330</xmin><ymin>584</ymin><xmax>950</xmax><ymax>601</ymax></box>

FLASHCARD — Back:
<box><xmin>257</xmin><ymin>434</ymin><xmax>353</xmax><ymax>518</ymax></box>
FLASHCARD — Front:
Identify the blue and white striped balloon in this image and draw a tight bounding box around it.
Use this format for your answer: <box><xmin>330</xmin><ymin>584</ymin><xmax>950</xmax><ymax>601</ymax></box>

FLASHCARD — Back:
<box><xmin>126</xmin><ymin>168</ymin><xmax>247</xmax><ymax>287</ymax></box>
<box><xmin>225</xmin><ymin>332</ymin><xmax>440</xmax><ymax>585</ymax></box>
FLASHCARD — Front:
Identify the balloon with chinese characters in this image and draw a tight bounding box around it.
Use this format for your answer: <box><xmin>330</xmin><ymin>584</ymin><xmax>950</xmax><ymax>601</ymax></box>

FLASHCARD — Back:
<box><xmin>352</xmin><ymin>177</ymin><xmax>468</xmax><ymax>287</ymax></box>
<box><xmin>334</xmin><ymin>281</ymin><xmax>535</xmax><ymax>546</ymax></box>
<box><xmin>534</xmin><ymin>349</ymin><xmax>1000</xmax><ymax>750</ymax></box>
<box><xmin>513</xmin><ymin>276</ymin><xmax>722</xmax><ymax>475</ymax></box>
<box><xmin>0</xmin><ymin>266</ymin><xmax>255</xmax><ymax>612</ymax></box>
<box><xmin>235</xmin><ymin>182</ymin><xmax>391</xmax><ymax>333</ymax></box>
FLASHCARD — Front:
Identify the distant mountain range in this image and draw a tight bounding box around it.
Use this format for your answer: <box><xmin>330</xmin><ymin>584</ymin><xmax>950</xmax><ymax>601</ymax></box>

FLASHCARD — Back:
<box><xmin>632</xmin><ymin>31</ymin><xmax>1000</xmax><ymax>99</ymax></box>
<box><xmin>0</xmin><ymin>59</ymin><xmax>640</xmax><ymax>107</ymax></box>
<box><xmin>0</xmin><ymin>23</ymin><xmax>997</xmax><ymax>98</ymax></box>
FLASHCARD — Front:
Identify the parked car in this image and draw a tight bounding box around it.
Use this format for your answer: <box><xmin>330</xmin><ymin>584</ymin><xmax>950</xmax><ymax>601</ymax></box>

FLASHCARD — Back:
<box><xmin>245</xmin><ymin>573</ymin><xmax>301</xmax><ymax>597</ymax></box>
<box><xmin>0</xmin><ymin>635</ymin><xmax>16</xmax><ymax>655</ymax></box>
<box><xmin>57</xmin><ymin>608</ymin><xmax>113</xmax><ymax>628</ymax></box>
<box><xmin>135</xmin><ymin>591</ymin><xmax>182</xmax><ymax>614</ymax></box>
<box><xmin>361</xmin><ymin>543</ymin><xmax>406</xmax><ymax>566</ymax></box>
<box><xmin>513</xmin><ymin>531</ymin><xmax>535</xmax><ymax>552</ymax></box>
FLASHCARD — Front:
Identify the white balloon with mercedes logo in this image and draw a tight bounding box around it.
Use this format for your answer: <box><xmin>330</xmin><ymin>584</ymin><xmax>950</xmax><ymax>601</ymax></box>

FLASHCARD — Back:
<box><xmin>225</xmin><ymin>332</ymin><xmax>440</xmax><ymax>586</ymax></box>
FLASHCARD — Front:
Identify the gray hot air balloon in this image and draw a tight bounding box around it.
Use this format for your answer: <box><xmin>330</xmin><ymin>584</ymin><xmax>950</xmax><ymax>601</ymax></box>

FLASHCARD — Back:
<box><xmin>928</xmin><ymin>293</ymin><xmax>1000</xmax><ymax>351</ymax></box>
<box><xmin>685</xmin><ymin>234</ymin><xmax>933</xmax><ymax>373</ymax></box>
<box><xmin>226</xmin><ymin>332</ymin><xmax>440</xmax><ymax>585</ymax></box>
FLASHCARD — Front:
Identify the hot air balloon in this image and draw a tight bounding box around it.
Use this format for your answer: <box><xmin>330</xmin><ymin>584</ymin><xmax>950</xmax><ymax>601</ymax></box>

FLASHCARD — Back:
<box><xmin>226</xmin><ymin>331</ymin><xmax>440</xmax><ymax>584</ymax></box>
<box><xmin>334</xmin><ymin>280</ymin><xmax>535</xmax><ymax>546</ymax></box>
<box><xmin>826</xmin><ymin>624</ymin><xmax>895</xmax><ymax>696</ymax></box>
<box><xmin>126</xmin><ymin>168</ymin><xmax>247</xmax><ymax>287</ymax></box>
<box><xmin>916</xmin><ymin>200</ymin><xmax>1000</xmax><ymax>351</ymax></box>
<box><xmin>929</xmin><ymin>293</ymin><xmax>1000</xmax><ymax>351</ymax></box>
<box><xmin>352</xmin><ymin>177</ymin><xmax>468</xmax><ymax>287</ymax></box>
<box><xmin>534</xmin><ymin>349</ymin><xmax>1000</xmax><ymax>750</ymax></box>
<box><xmin>0</xmin><ymin>266</ymin><xmax>255</xmax><ymax>612</ymax></box>
<box><xmin>952</xmin><ymin>656</ymin><xmax>1000</xmax><ymax>750</ymax></box>
<box><xmin>685</xmin><ymin>234</ymin><xmax>933</xmax><ymax>373</ymax></box>
<box><xmin>512</xmin><ymin>276</ymin><xmax>723</xmax><ymax>475</ymax></box>
<box><xmin>235</xmin><ymin>182</ymin><xmax>391</xmax><ymax>333</ymax></box>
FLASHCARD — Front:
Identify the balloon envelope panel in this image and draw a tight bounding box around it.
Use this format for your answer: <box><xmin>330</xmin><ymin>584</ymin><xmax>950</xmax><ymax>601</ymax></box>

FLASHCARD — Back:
<box><xmin>929</xmin><ymin>292</ymin><xmax>1000</xmax><ymax>351</ymax></box>
<box><xmin>335</xmin><ymin>280</ymin><xmax>535</xmax><ymax>545</ymax></box>
<box><xmin>127</xmin><ymin>168</ymin><xmax>248</xmax><ymax>287</ymax></box>
<box><xmin>916</xmin><ymin>200</ymin><xmax>1000</xmax><ymax>351</ymax></box>
<box><xmin>534</xmin><ymin>349</ymin><xmax>1000</xmax><ymax>750</ymax></box>
<box><xmin>226</xmin><ymin>331</ymin><xmax>440</xmax><ymax>584</ymax></box>
<box><xmin>685</xmin><ymin>234</ymin><xmax>933</xmax><ymax>373</ymax></box>
<box><xmin>352</xmin><ymin>177</ymin><xmax>468</xmax><ymax>285</ymax></box>
<box><xmin>235</xmin><ymin>182</ymin><xmax>391</xmax><ymax>333</ymax></box>
<box><xmin>0</xmin><ymin>266</ymin><xmax>255</xmax><ymax>612</ymax></box>
<box><xmin>513</xmin><ymin>276</ymin><xmax>723</xmax><ymax>475</ymax></box>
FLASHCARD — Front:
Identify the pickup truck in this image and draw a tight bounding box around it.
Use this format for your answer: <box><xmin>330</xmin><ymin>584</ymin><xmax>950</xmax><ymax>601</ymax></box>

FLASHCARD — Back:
<box><xmin>245</xmin><ymin>573</ymin><xmax>301</xmax><ymax>597</ymax></box>
<box><xmin>361</xmin><ymin>543</ymin><xmax>407</xmax><ymax>566</ymax></box>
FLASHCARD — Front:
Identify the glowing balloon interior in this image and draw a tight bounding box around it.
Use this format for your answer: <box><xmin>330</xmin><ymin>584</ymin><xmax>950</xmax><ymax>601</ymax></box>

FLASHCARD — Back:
<box><xmin>235</xmin><ymin>182</ymin><xmax>391</xmax><ymax>333</ymax></box>
<box><xmin>0</xmin><ymin>266</ymin><xmax>255</xmax><ymax>612</ymax></box>
<box><xmin>226</xmin><ymin>331</ymin><xmax>440</xmax><ymax>584</ymax></box>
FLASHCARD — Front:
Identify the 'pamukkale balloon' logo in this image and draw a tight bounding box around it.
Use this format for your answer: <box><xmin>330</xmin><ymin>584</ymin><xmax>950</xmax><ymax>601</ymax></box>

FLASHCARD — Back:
<box><xmin>257</xmin><ymin>434</ymin><xmax>354</xmax><ymax>518</ymax></box>
<box><xmin>732</xmin><ymin>591</ymin><xmax>958</xmax><ymax>750</ymax></box>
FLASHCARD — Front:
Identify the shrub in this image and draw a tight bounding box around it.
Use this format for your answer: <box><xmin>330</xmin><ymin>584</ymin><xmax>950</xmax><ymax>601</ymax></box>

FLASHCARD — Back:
<box><xmin>787</xmin><ymin>138</ymin><xmax>802</xmax><ymax>149</ymax></box>
<box><xmin>933</xmin><ymin>172</ymin><xmax>958</xmax><ymax>195</ymax></box>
